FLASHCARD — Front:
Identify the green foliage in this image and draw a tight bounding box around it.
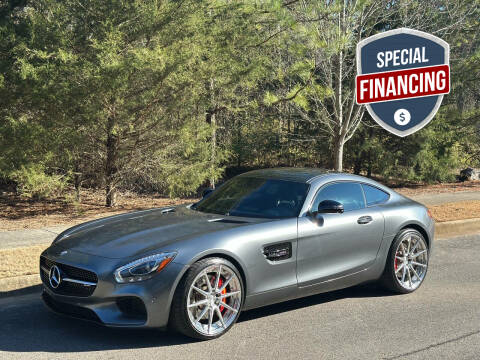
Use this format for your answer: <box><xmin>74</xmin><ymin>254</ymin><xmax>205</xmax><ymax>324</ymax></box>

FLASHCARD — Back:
<box><xmin>122</xmin><ymin>119</ymin><xmax>229</xmax><ymax>197</ymax></box>
<box><xmin>11</xmin><ymin>164</ymin><xmax>67</xmax><ymax>200</ymax></box>
<box><xmin>346</xmin><ymin>111</ymin><xmax>463</xmax><ymax>184</ymax></box>
<box><xmin>1</xmin><ymin>0</ymin><xmax>479</xmax><ymax>204</ymax></box>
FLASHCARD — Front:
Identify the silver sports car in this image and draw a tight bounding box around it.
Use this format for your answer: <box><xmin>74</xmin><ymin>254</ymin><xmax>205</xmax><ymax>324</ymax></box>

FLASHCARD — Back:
<box><xmin>40</xmin><ymin>168</ymin><xmax>434</xmax><ymax>339</ymax></box>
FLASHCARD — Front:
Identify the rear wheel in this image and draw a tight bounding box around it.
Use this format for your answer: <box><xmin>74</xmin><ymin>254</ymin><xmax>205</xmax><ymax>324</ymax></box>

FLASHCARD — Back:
<box><xmin>170</xmin><ymin>257</ymin><xmax>243</xmax><ymax>340</ymax></box>
<box><xmin>381</xmin><ymin>229</ymin><xmax>429</xmax><ymax>294</ymax></box>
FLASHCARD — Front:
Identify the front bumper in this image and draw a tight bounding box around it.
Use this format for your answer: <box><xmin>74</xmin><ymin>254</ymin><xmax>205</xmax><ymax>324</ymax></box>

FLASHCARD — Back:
<box><xmin>40</xmin><ymin>245</ymin><xmax>186</xmax><ymax>328</ymax></box>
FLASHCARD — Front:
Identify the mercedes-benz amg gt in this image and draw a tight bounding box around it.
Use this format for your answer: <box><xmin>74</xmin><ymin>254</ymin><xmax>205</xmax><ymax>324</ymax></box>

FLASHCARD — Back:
<box><xmin>40</xmin><ymin>168</ymin><xmax>434</xmax><ymax>339</ymax></box>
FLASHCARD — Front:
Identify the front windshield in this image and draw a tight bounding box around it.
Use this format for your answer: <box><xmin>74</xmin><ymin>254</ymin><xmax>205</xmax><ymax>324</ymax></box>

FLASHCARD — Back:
<box><xmin>193</xmin><ymin>177</ymin><xmax>309</xmax><ymax>218</ymax></box>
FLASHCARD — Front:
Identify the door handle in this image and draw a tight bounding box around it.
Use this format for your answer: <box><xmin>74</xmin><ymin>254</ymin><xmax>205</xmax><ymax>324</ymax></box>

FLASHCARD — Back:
<box><xmin>357</xmin><ymin>215</ymin><xmax>373</xmax><ymax>224</ymax></box>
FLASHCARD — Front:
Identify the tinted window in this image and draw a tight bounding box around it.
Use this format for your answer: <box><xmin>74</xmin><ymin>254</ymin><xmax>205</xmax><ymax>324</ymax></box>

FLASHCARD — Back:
<box><xmin>362</xmin><ymin>184</ymin><xmax>389</xmax><ymax>206</ymax></box>
<box><xmin>312</xmin><ymin>182</ymin><xmax>365</xmax><ymax>212</ymax></box>
<box><xmin>193</xmin><ymin>177</ymin><xmax>309</xmax><ymax>218</ymax></box>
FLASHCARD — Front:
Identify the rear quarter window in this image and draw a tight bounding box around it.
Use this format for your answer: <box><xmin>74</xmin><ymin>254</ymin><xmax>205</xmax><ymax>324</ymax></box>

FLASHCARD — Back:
<box><xmin>362</xmin><ymin>184</ymin><xmax>390</xmax><ymax>206</ymax></box>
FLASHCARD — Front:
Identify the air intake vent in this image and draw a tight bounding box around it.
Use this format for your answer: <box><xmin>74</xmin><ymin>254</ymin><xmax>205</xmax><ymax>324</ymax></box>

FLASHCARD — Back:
<box><xmin>263</xmin><ymin>242</ymin><xmax>292</xmax><ymax>261</ymax></box>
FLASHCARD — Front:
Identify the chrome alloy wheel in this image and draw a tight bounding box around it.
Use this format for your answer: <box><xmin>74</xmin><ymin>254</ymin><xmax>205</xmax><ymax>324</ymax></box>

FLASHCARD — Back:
<box><xmin>394</xmin><ymin>233</ymin><xmax>428</xmax><ymax>290</ymax></box>
<box><xmin>186</xmin><ymin>264</ymin><xmax>242</xmax><ymax>336</ymax></box>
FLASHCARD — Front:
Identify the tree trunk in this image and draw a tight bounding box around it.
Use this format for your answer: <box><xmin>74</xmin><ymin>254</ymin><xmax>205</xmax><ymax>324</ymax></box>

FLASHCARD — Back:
<box><xmin>106</xmin><ymin>183</ymin><xmax>117</xmax><ymax>207</ymax></box>
<box><xmin>73</xmin><ymin>173</ymin><xmax>82</xmax><ymax>203</ymax></box>
<box><xmin>333</xmin><ymin>134</ymin><xmax>345</xmax><ymax>172</ymax></box>
<box><xmin>367</xmin><ymin>127</ymin><xmax>373</xmax><ymax>177</ymax></box>
<box><xmin>367</xmin><ymin>151</ymin><xmax>372</xmax><ymax>178</ymax></box>
<box><xmin>353</xmin><ymin>158</ymin><xmax>362</xmax><ymax>175</ymax></box>
<box><xmin>210</xmin><ymin>111</ymin><xmax>216</xmax><ymax>189</ymax></box>
<box><xmin>105</xmin><ymin>116</ymin><xmax>119</xmax><ymax>207</ymax></box>
<box><xmin>332</xmin><ymin>4</ymin><xmax>346</xmax><ymax>173</ymax></box>
<box><xmin>73</xmin><ymin>162</ymin><xmax>82</xmax><ymax>202</ymax></box>
<box><xmin>208</xmin><ymin>78</ymin><xmax>216</xmax><ymax>189</ymax></box>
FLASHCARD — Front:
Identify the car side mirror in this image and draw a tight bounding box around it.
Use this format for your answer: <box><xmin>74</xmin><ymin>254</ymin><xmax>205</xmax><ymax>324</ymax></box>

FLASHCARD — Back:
<box><xmin>316</xmin><ymin>200</ymin><xmax>344</xmax><ymax>214</ymax></box>
<box><xmin>202</xmin><ymin>188</ymin><xmax>214</xmax><ymax>199</ymax></box>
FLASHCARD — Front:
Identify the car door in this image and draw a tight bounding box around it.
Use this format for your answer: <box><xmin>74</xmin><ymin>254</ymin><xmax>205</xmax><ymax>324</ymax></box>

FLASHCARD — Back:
<box><xmin>296</xmin><ymin>181</ymin><xmax>385</xmax><ymax>286</ymax></box>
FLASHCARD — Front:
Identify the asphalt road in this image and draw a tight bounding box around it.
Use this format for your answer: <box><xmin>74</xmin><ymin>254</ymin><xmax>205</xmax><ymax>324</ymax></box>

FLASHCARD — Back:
<box><xmin>408</xmin><ymin>191</ymin><xmax>480</xmax><ymax>206</ymax></box>
<box><xmin>1</xmin><ymin>234</ymin><xmax>479</xmax><ymax>360</ymax></box>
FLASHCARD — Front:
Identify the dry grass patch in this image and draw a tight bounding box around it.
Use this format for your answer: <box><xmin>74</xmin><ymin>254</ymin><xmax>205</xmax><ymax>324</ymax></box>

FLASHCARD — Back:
<box><xmin>428</xmin><ymin>200</ymin><xmax>480</xmax><ymax>222</ymax></box>
<box><xmin>0</xmin><ymin>189</ymin><xmax>196</xmax><ymax>231</ymax></box>
<box><xmin>395</xmin><ymin>180</ymin><xmax>480</xmax><ymax>197</ymax></box>
<box><xmin>0</xmin><ymin>244</ymin><xmax>48</xmax><ymax>280</ymax></box>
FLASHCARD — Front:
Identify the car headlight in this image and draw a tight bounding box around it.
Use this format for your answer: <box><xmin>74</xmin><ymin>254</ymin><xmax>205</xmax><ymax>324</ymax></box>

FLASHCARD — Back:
<box><xmin>114</xmin><ymin>252</ymin><xmax>176</xmax><ymax>283</ymax></box>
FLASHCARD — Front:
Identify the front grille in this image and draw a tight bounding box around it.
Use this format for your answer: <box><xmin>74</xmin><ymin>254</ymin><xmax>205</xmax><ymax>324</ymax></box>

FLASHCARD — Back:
<box><xmin>42</xmin><ymin>291</ymin><xmax>101</xmax><ymax>323</ymax></box>
<box><xmin>40</xmin><ymin>256</ymin><xmax>98</xmax><ymax>297</ymax></box>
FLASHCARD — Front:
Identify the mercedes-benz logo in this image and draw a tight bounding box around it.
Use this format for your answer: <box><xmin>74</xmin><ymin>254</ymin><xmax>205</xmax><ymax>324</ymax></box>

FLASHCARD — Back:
<box><xmin>49</xmin><ymin>265</ymin><xmax>61</xmax><ymax>289</ymax></box>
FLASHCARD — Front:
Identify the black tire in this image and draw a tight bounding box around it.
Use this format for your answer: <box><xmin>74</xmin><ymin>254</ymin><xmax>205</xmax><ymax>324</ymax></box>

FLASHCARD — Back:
<box><xmin>169</xmin><ymin>257</ymin><xmax>244</xmax><ymax>340</ymax></box>
<box><xmin>380</xmin><ymin>228</ymin><xmax>429</xmax><ymax>294</ymax></box>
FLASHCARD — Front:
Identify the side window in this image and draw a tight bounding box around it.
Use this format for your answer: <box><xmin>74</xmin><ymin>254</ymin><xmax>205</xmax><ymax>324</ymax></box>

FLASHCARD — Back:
<box><xmin>312</xmin><ymin>182</ymin><xmax>365</xmax><ymax>212</ymax></box>
<box><xmin>362</xmin><ymin>184</ymin><xmax>390</xmax><ymax>206</ymax></box>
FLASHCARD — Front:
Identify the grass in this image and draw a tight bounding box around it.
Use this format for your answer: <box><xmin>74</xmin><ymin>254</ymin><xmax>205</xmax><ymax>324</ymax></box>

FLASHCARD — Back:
<box><xmin>429</xmin><ymin>200</ymin><xmax>480</xmax><ymax>222</ymax></box>
<box><xmin>0</xmin><ymin>244</ymin><xmax>47</xmax><ymax>279</ymax></box>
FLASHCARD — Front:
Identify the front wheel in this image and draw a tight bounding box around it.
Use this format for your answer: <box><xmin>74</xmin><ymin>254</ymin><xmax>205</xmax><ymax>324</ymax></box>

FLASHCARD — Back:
<box><xmin>381</xmin><ymin>229</ymin><xmax>429</xmax><ymax>294</ymax></box>
<box><xmin>170</xmin><ymin>257</ymin><xmax>243</xmax><ymax>340</ymax></box>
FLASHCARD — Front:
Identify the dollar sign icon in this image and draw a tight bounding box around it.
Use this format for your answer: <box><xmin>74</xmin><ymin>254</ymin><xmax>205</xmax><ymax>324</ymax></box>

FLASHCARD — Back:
<box><xmin>394</xmin><ymin>109</ymin><xmax>411</xmax><ymax>126</ymax></box>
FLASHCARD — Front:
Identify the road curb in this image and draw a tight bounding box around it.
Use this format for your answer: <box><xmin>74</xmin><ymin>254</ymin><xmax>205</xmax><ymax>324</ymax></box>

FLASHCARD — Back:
<box><xmin>435</xmin><ymin>218</ymin><xmax>480</xmax><ymax>239</ymax></box>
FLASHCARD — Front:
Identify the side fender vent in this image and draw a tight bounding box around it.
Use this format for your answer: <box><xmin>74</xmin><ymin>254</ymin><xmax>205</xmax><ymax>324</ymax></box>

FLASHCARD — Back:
<box><xmin>263</xmin><ymin>242</ymin><xmax>292</xmax><ymax>261</ymax></box>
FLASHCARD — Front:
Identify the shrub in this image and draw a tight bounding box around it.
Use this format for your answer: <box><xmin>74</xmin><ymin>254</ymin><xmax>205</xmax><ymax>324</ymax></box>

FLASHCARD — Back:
<box><xmin>11</xmin><ymin>164</ymin><xmax>67</xmax><ymax>200</ymax></box>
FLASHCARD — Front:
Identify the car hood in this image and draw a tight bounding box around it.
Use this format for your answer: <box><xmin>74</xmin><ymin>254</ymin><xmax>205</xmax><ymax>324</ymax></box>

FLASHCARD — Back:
<box><xmin>53</xmin><ymin>205</ymin><xmax>268</xmax><ymax>259</ymax></box>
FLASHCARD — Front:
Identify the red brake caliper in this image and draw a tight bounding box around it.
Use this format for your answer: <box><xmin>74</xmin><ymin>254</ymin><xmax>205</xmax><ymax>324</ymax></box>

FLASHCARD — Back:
<box><xmin>217</xmin><ymin>278</ymin><xmax>227</xmax><ymax>312</ymax></box>
<box><xmin>394</xmin><ymin>251</ymin><xmax>399</xmax><ymax>270</ymax></box>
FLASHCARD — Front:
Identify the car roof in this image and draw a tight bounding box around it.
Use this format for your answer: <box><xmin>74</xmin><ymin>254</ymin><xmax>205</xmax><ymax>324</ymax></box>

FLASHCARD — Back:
<box><xmin>238</xmin><ymin>168</ymin><xmax>337</xmax><ymax>183</ymax></box>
